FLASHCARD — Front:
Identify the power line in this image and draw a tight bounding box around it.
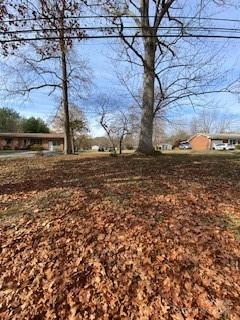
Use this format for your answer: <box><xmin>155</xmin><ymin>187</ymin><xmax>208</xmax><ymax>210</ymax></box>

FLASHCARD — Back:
<box><xmin>1</xmin><ymin>33</ymin><xmax>240</xmax><ymax>44</ymax></box>
<box><xmin>2</xmin><ymin>25</ymin><xmax>240</xmax><ymax>36</ymax></box>
<box><xmin>2</xmin><ymin>14</ymin><xmax>240</xmax><ymax>24</ymax></box>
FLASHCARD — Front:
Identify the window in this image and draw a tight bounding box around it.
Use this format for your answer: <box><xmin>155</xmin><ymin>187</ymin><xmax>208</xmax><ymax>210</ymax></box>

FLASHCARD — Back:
<box><xmin>229</xmin><ymin>139</ymin><xmax>236</xmax><ymax>145</ymax></box>
<box><xmin>5</xmin><ymin>138</ymin><xmax>12</xmax><ymax>145</ymax></box>
<box><xmin>30</xmin><ymin>139</ymin><xmax>42</xmax><ymax>145</ymax></box>
<box><xmin>53</xmin><ymin>140</ymin><xmax>61</xmax><ymax>146</ymax></box>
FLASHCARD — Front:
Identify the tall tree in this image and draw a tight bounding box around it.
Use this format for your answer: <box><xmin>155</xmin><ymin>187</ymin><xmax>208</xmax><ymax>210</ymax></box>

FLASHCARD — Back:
<box><xmin>0</xmin><ymin>107</ymin><xmax>21</xmax><ymax>132</ymax></box>
<box><xmin>101</xmin><ymin>0</ymin><xmax>233</xmax><ymax>154</ymax></box>
<box><xmin>1</xmin><ymin>0</ymin><xmax>91</xmax><ymax>154</ymax></box>
<box><xmin>52</xmin><ymin>104</ymin><xmax>88</xmax><ymax>153</ymax></box>
<box><xmin>22</xmin><ymin>117</ymin><xmax>49</xmax><ymax>133</ymax></box>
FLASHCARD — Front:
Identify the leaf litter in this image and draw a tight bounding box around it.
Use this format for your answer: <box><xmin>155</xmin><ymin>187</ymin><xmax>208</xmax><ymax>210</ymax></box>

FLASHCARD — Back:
<box><xmin>0</xmin><ymin>154</ymin><xmax>239</xmax><ymax>319</ymax></box>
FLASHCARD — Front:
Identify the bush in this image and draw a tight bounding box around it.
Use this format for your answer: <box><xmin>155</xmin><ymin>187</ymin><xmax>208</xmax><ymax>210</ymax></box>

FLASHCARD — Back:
<box><xmin>235</xmin><ymin>145</ymin><xmax>240</xmax><ymax>150</ymax></box>
<box><xmin>3</xmin><ymin>145</ymin><xmax>12</xmax><ymax>150</ymax></box>
<box><xmin>29</xmin><ymin>144</ymin><xmax>44</xmax><ymax>151</ymax></box>
<box><xmin>125</xmin><ymin>144</ymin><xmax>134</xmax><ymax>150</ymax></box>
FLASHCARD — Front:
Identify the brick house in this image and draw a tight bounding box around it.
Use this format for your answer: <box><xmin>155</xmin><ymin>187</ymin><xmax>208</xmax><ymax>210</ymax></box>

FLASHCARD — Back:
<box><xmin>188</xmin><ymin>133</ymin><xmax>240</xmax><ymax>151</ymax></box>
<box><xmin>0</xmin><ymin>132</ymin><xmax>64</xmax><ymax>151</ymax></box>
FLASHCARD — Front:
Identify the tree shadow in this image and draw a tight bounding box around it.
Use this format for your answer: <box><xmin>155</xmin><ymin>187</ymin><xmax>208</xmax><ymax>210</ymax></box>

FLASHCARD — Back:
<box><xmin>1</xmin><ymin>154</ymin><xmax>240</xmax><ymax>318</ymax></box>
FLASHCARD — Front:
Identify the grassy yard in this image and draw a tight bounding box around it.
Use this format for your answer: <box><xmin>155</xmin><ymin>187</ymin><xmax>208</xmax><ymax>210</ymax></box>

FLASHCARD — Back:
<box><xmin>0</xmin><ymin>153</ymin><xmax>240</xmax><ymax>319</ymax></box>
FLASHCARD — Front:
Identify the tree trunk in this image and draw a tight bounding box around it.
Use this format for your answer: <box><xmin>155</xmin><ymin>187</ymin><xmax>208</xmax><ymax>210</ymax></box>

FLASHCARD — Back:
<box><xmin>119</xmin><ymin>136</ymin><xmax>123</xmax><ymax>154</ymax></box>
<box><xmin>70</xmin><ymin>128</ymin><xmax>75</xmax><ymax>154</ymax></box>
<box><xmin>137</xmin><ymin>39</ymin><xmax>156</xmax><ymax>154</ymax></box>
<box><xmin>60</xmin><ymin>9</ymin><xmax>72</xmax><ymax>155</ymax></box>
<box><xmin>60</xmin><ymin>42</ymin><xmax>72</xmax><ymax>154</ymax></box>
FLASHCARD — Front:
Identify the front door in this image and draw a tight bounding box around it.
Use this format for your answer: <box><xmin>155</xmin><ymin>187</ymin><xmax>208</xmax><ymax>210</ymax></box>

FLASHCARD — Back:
<box><xmin>48</xmin><ymin>141</ymin><xmax>53</xmax><ymax>151</ymax></box>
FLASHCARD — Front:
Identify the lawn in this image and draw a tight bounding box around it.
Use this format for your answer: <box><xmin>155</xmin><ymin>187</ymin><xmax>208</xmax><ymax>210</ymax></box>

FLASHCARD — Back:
<box><xmin>0</xmin><ymin>153</ymin><xmax>240</xmax><ymax>319</ymax></box>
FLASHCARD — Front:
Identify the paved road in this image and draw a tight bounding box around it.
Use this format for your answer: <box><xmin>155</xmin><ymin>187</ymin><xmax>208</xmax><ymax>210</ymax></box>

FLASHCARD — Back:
<box><xmin>0</xmin><ymin>151</ymin><xmax>61</xmax><ymax>159</ymax></box>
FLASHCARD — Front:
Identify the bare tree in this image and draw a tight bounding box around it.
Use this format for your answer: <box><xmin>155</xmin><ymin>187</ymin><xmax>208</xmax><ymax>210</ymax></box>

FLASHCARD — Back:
<box><xmin>190</xmin><ymin>110</ymin><xmax>233</xmax><ymax>134</ymax></box>
<box><xmin>113</xmin><ymin>111</ymin><xmax>138</xmax><ymax>154</ymax></box>
<box><xmin>100</xmin><ymin>0</ymin><xmax>234</xmax><ymax>154</ymax></box>
<box><xmin>0</xmin><ymin>2</ymin><xmax>14</xmax><ymax>54</ymax></box>
<box><xmin>97</xmin><ymin>96</ymin><xmax>118</xmax><ymax>154</ymax></box>
<box><xmin>153</xmin><ymin>118</ymin><xmax>166</xmax><ymax>147</ymax></box>
<box><xmin>1</xmin><ymin>0</ymin><xmax>91</xmax><ymax>154</ymax></box>
<box><xmin>52</xmin><ymin>104</ymin><xmax>88</xmax><ymax>153</ymax></box>
<box><xmin>96</xmin><ymin>95</ymin><xmax>138</xmax><ymax>154</ymax></box>
<box><xmin>168</xmin><ymin>128</ymin><xmax>189</xmax><ymax>148</ymax></box>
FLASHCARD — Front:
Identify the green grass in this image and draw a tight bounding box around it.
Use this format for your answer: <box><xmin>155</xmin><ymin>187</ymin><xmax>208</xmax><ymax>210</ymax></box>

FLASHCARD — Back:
<box><xmin>0</xmin><ymin>150</ymin><xmax>24</xmax><ymax>154</ymax></box>
<box><xmin>226</xmin><ymin>214</ymin><xmax>240</xmax><ymax>240</ymax></box>
<box><xmin>0</xmin><ymin>203</ymin><xmax>23</xmax><ymax>221</ymax></box>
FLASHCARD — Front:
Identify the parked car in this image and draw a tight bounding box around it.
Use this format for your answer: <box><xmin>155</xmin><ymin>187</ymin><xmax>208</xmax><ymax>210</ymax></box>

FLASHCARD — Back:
<box><xmin>226</xmin><ymin>144</ymin><xmax>235</xmax><ymax>150</ymax></box>
<box><xmin>179</xmin><ymin>142</ymin><xmax>192</xmax><ymax>150</ymax></box>
<box><xmin>213</xmin><ymin>143</ymin><xmax>235</xmax><ymax>151</ymax></box>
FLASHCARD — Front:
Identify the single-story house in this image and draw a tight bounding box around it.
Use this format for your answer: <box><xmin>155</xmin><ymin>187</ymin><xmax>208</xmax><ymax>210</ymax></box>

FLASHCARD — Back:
<box><xmin>188</xmin><ymin>133</ymin><xmax>240</xmax><ymax>151</ymax></box>
<box><xmin>156</xmin><ymin>143</ymin><xmax>173</xmax><ymax>151</ymax></box>
<box><xmin>91</xmin><ymin>145</ymin><xmax>100</xmax><ymax>151</ymax></box>
<box><xmin>0</xmin><ymin>132</ymin><xmax>64</xmax><ymax>151</ymax></box>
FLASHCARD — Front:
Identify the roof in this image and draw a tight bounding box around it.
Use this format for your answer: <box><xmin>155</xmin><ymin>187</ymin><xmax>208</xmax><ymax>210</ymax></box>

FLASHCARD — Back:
<box><xmin>0</xmin><ymin>132</ymin><xmax>64</xmax><ymax>139</ymax></box>
<box><xmin>188</xmin><ymin>133</ymin><xmax>240</xmax><ymax>141</ymax></box>
<box><xmin>207</xmin><ymin>133</ymin><xmax>240</xmax><ymax>139</ymax></box>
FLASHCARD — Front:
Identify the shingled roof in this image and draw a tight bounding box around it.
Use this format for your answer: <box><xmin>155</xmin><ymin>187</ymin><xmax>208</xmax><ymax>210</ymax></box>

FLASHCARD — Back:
<box><xmin>206</xmin><ymin>133</ymin><xmax>240</xmax><ymax>140</ymax></box>
<box><xmin>0</xmin><ymin>132</ymin><xmax>64</xmax><ymax>139</ymax></box>
<box><xmin>188</xmin><ymin>133</ymin><xmax>240</xmax><ymax>141</ymax></box>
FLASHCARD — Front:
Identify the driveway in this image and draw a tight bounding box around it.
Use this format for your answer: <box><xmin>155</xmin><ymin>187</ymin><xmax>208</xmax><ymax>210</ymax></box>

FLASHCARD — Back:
<box><xmin>0</xmin><ymin>151</ymin><xmax>62</xmax><ymax>159</ymax></box>
<box><xmin>0</xmin><ymin>151</ymin><xmax>36</xmax><ymax>159</ymax></box>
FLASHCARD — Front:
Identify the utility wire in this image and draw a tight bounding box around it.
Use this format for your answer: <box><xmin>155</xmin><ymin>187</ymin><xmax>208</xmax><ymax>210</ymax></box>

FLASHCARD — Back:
<box><xmin>2</xmin><ymin>25</ymin><xmax>240</xmax><ymax>36</ymax></box>
<box><xmin>2</xmin><ymin>14</ymin><xmax>240</xmax><ymax>24</ymax></box>
<box><xmin>1</xmin><ymin>33</ymin><xmax>240</xmax><ymax>44</ymax></box>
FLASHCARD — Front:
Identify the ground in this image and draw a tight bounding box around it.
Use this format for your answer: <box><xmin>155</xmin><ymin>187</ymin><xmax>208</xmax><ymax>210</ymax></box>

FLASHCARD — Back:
<box><xmin>0</xmin><ymin>150</ymin><xmax>61</xmax><ymax>159</ymax></box>
<box><xmin>0</xmin><ymin>152</ymin><xmax>240</xmax><ymax>320</ymax></box>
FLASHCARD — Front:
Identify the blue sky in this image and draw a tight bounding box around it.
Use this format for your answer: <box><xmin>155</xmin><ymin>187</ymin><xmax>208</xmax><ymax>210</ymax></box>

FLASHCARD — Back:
<box><xmin>1</xmin><ymin>3</ymin><xmax>240</xmax><ymax>136</ymax></box>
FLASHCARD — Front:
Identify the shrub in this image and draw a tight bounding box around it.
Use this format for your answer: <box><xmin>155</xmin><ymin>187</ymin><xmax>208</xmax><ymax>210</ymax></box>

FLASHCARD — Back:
<box><xmin>125</xmin><ymin>144</ymin><xmax>134</xmax><ymax>150</ymax></box>
<box><xmin>235</xmin><ymin>145</ymin><xmax>240</xmax><ymax>150</ymax></box>
<box><xmin>3</xmin><ymin>145</ymin><xmax>12</xmax><ymax>150</ymax></box>
<box><xmin>29</xmin><ymin>144</ymin><xmax>44</xmax><ymax>151</ymax></box>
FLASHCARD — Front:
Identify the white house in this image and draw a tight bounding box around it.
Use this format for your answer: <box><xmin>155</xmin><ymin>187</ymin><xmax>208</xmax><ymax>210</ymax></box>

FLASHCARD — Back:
<box><xmin>91</xmin><ymin>145</ymin><xmax>99</xmax><ymax>151</ymax></box>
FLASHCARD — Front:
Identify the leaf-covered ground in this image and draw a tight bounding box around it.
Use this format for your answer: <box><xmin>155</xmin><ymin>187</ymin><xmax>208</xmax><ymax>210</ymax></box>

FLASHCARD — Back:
<box><xmin>0</xmin><ymin>153</ymin><xmax>240</xmax><ymax>320</ymax></box>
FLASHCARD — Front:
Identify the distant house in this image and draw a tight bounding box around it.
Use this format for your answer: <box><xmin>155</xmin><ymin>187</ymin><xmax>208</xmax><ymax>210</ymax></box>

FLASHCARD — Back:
<box><xmin>188</xmin><ymin>133</ymin><xmax>240</xmax><ymax>151</ymax></box>
<box><xmin>0</xmin><ymin>132</ymin><xmax>64</xmax><ymax>151</ymax></box>
<box><xmin>91</xmin><ymin>145</ymin><xmax>99</xmax><ymax>151</ymax></box>
<box><xmin>156</xmin><ymin>143</ymin><xmax>173</xmax><ymax>151</ymax></box>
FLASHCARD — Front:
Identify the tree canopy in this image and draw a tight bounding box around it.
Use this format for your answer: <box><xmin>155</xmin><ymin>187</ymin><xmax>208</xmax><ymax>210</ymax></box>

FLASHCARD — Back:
<box><xmin>21</xmin><ymin>117</ymin><xmax>50</xmax><ymax>133</ymax></box>
<box><xmin>0</xmin><ymin>107</ymin><xmax>21</xmax><ymax>132</ymax></box>
<box><xmin>0</xmin><ymin>107</ymin><xmax>49</xmax><ymax>133</ymax></box>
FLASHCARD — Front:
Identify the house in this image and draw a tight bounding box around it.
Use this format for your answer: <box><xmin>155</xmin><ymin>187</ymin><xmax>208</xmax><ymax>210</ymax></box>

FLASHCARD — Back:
<box><xmin>156</xmin><ymin>143</ymin><xmax>173</xmax><ymax>151</ymax></box>
<box><xmin>188</xmin><ymin>133</ymin><xmax>240</xmax><ymax>151</ymax></box>
<box><xmin>0</xmin><ymin>132</ymin><xmax>64</xmax><ymax>151</ymax></box>
<box><xmin>91</xmin><ymin>145</ymin><xmax>100</xmax><ymax>151</ymax></box>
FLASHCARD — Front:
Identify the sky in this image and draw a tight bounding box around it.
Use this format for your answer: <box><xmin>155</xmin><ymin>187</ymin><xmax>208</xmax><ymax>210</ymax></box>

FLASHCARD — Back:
<box><xmin>1</xmin><ymin>2</ymin><xmax>240</xmax><ymax>137</ymax></box>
